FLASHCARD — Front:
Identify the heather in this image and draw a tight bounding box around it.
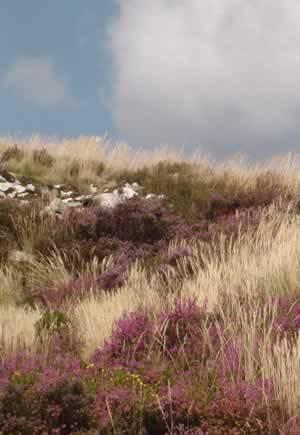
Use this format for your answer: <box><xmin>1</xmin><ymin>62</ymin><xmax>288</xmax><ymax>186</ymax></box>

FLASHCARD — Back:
<box><xmin>0</xmin><ymin>299</ymin><xmax>297</xmax><ymax>434</ymax></box>
<box><xmin>0</xmin><ymin>136</ymin><xmax>299</xmax><ymax>433</ymax></box>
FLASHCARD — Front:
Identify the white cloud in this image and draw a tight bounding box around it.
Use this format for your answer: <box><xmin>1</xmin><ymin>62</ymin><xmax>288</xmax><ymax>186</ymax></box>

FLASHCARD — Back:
<box><xmin>3</xmin><ymin>56</ymin><xmax>74</xmax><ymax>108</ymax></box>
<box><xmin>108</xmin><ymin>0</ymin><xmax>300</xmax><ymax>161</ymax></box>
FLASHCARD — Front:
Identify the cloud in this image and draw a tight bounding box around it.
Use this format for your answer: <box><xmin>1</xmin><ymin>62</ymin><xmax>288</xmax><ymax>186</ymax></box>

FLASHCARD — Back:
<box><xmin>3</xmin><ymin>56</ymin><xmax>74</xmax><ymax>108</ymax></box>
<box><xmin>108</xmin><ymin>0</ymin><xmax>300</xmax><ymax>162</ymax></box>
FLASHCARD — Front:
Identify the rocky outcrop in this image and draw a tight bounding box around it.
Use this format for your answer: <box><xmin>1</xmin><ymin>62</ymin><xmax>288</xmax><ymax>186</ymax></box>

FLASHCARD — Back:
<box><xmin>0</xmin><ymin>168</ymin><xmax>169</xmax><ymax>216</ymax></box>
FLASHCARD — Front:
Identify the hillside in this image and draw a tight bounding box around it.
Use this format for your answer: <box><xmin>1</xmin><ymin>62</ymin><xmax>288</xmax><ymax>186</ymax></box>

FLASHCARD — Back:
<box><xmin>0</xmin><ymin>136</ymin><xmax>299</xmax><ymax>434</ymax></box>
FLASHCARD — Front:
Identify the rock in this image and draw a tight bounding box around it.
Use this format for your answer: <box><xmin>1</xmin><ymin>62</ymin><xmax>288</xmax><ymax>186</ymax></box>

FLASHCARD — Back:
<box><xmin>75</xmin><ymin>195</ymin><xmax>86</xmax><ymax>201</ymax></box>
<box><xmin>7</xmin><ymin>192</ymin><xmax>17</xmax><ymax>198</ymax></box>
<box><xmin>26</xmin><ymin>184</ymin><xmax>35</xmax><ymax>192</ymax></box>
<box><xmin>0</xmin><ymin>192</ymin><xmax>6</xmax><ymax>198</ymax></box>
<box><xmin>54</xmin><ymin>184</ymin><xmax>63</xmax><ymax>189</ymax></box>
<box><xmin>62</xmin><ymin>197</ymin><xmax>77</xmax><ymax>203</ymax></box>
<box><xmin>17</xmin><ymin>192</ymin><xmax>29</xmax><ymax>198</ymax></box>
<box><xmin>92</xmin><ymin>192</ymin><xmax>123</xmax><ymax>208</ymax></box>
<box><xmin>60</xmin><ymin>190</ymin><xmax>73</xmax><ymax>199</ymax></box>
<box><xmin>0</xmin><ymin>182</ymin><xmax>14</xmax><ymax>192</ymax></box>
<box><xmin>146</xmin><ymin>193</ymin><xmax>156</xmax><ymax>199</ymax></box>
<box><xmin>9</xmin><ymin>250</ymin><xmax>35</xmax><ymax>263</ymax></box>
<box><xmin>43</xmin><ymin>198</ymin><xmax>69</xmax><ymax>215</ymax></box>
<box><xmin>0</xmin><ymin>175</ymin><xmax>7</xmax><ymax>182</ymax></box>
<box><xmin>14</xmin><ymin>185</ymin><xmax>26</xmax><ymax>194</ymax></box>
<box><xmin>120</xmin><ymin>186</ymin><xmax>138</xmax><ymax>200</ymax></box>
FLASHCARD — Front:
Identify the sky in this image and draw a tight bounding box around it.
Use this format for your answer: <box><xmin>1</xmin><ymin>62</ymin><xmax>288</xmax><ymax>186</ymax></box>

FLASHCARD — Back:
<box><xmin>1</xmin><ymin>1</ymin><xmax>300</xmax><ymax>164</ymax></box>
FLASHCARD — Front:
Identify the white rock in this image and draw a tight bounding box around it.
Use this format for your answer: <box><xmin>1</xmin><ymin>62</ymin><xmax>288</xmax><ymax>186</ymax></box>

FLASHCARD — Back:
<box><xmin>75</xmin><ymin>195</ymin><xmax>85</xmax><ymax>201</ymax></box>
<box><xmin>158</xmin><ymin>194</ymin><xmax>167</xmax><ymax>200</ymax></box>
<box><xmin>120</xmin><ymin>186</ymin><xmax>138</xmax><ymax>200</ymax></box>
<box><xmin>26</xmin><ymin>184</ymin><xmax>35</xmax><ymax>192</ymax></box>
<box><xmin>14</xmin><ymin>185</ymin><xmax>26</xmax><ymax>194</ymax></box>
<box><xmin>54</xmin><ymin>184</ymin><xmax>62</xmax><ymax>189</ymax></box>
<box><xmin>62</xmin><ymin>197</ymin><xmax>77</xmax><ymax>203</ymax></box>
<box><xmin>0</xmin><ymin>182</ymin><xmax>14</xmax><ymax>192</ymax></box>
<box><xmin>60</xmin><ymin>190</ymin><xmax>73</xmax><ymax>199</ymax></box>
<box><xmin>17</xmin><ymin>192</ymin><xmax>29</xmax><ymax>198</ymax></box>
<box><xmin>7</xmin><ymin>192</ymin><xmax>16</xmax><ymax>198</ymax></box>
<box><xmin>146</xmin><ymin>193</ymin><xmax>156</xmax><ymax>199</ymax></box>
<box><xmin>0</xmin><ymin>176</ymin><xmax>7</xmax><ymax>182</ymax></box>
<box><xmin>92</xmin><ymin>192</ymin><xmax>123</xmax><ymax>208</ymax></box>
<box><xmin>0</xmin><ymin>192</ymin><xmax>6</xmax><ymax>198</ymax></box>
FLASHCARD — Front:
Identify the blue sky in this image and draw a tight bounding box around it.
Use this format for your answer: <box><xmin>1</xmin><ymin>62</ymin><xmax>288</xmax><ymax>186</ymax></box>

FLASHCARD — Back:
<box><xmin>1</xmin><ymin>1</ymin><xmax>300</xmax><ymax>163</ymax></box>
<box><xmin>0</xmin><ymin>1</ymin><xmax>117</xmax><ymax>139</ymax></box>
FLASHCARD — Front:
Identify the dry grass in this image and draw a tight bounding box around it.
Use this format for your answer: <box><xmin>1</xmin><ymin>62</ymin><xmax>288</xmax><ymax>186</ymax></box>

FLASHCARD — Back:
<box><xmin>0</xmin><ymin>305</ymin><xmax>43</xmax><ymax>358</ymax></box>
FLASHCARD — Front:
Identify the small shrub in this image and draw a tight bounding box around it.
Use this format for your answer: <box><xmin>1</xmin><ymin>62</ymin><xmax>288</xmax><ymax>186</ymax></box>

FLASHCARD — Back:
<box><xmin>32</xmin><ymin>148</ymin><xmax>55</xmax><ymax>167</ymax></box>
<box><xmin>0</xmin><ymin>144</ymin><xmax>25</xmax><ymax>162</ymax></box>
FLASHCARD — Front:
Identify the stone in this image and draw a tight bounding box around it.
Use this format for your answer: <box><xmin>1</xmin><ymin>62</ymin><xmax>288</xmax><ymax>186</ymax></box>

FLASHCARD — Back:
<box><xmin>62</xmin><ymin>197</ymin><xmax>77</xmax><ymax>203</ymax></box>
<box><xmin>0</xmin><ymin>192</ymin><xmax>6</xmax><ymax>198</ymax></box>
<box><xmin>43</xmin><ymin>198</ymin><xmax>69</xmax><ymax>215</ymax></box>
<box><xmin>92</xmin><ymin>192</ymin><xmax>123</xmax><ymax>208</ymax></box>
<box><xmin>7</xmin><ymin>192</ymin><xmax>16</xmax><ymax>198</ymax></box>
<box><xmin>75</xmin><ymin>195</ymin><xmax>86</xmax><ymax>201</ymax></box>
<box><xmin>60</xmin><ymin>190</ymin><xmax>73</xmax><ymax>199</ymax></box>
<box><xmin>17</xmin><ymin>192</ymin><xmax>29</xmax><ymax>198</ymax></box>
<box><xmin>14</xmin><ymin>185</ymin><xmax>26</xmax><ymax>194</ymax></box>
<box><xmin>0</xmin><ymin>175</ymin><xmax>7</xmax><ymax>182</ymax></box>
<box><xmin>146</xmin><ymin>193</ymin><xmax>156</xmax><ymax>199</ymax></box>
<box><xmin>26</xmin><ymin>184</ymin><xmax>35</xmax><ymax>192</ymax></box>
<box><xmin>0</xmin><ymin>182</ymin><xmax>14</xmax><ymax>192</ymax></box>
<box><xmin>120</xmin><ymin>186</ymin><xmax>138</xmax><ymax>200</ymax></box>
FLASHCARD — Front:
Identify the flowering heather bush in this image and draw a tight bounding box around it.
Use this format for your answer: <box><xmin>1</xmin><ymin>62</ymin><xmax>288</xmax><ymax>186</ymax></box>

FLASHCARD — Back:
<box><xmin>92</xmin><ymin>311</ymin><xmax>153</xmax><ymax>368</ymax></box>
<box><xmin>0</xmin><ymin>299</ymin><xmax>297</xmax><ymax>433</ymax></box>
<box><xmin>30</xmin><ymin>259</ymin><xmax>129</xmax><ymax>309</ymax></box>
<box><xmin>157</xmin><ymin>298</ymin><xmax>221</xmax><ymax>365</ymax></box>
